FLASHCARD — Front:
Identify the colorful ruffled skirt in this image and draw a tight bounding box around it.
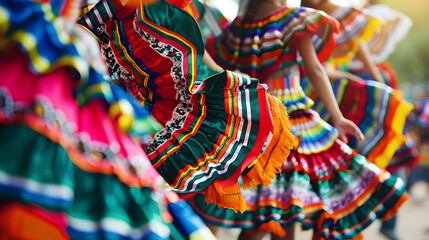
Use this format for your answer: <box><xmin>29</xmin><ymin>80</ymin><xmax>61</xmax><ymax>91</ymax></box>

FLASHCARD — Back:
<box><xmin>191</xmin><ymin>73</ymin><xmax>408</xmax><ymax>239</ymax></box>
<box><xmin>328</xmin><ymin>5</ymin><xmax>415</xmax><ymax>171</ymax></box>
<box><xmin>0</xmin><ymin>1</ymin><xmax>215</xmax><ymax>239</ymax></box>
<box><xmin>344</xmin><ymin>61</ymin><xmax>420</xmax><ymax>172</ymax></box>
<box><xmin>325</xmin><ymin>62</ymin><xmax>419</xmax><ymax>172</ymax></box>
<box><xmin>82</xmin><ymin>0</ymin><xmax>295</xmax><ymax>212</ymax></box>
<box><xmin>303</xmin><ymin>76</ymin><xmax>413</xmax><ymax>168</ymax></box>
<box><xmin>0</xmin><ymin>45</ymin><xmax>172</xmax><ymax>240</ymax></box>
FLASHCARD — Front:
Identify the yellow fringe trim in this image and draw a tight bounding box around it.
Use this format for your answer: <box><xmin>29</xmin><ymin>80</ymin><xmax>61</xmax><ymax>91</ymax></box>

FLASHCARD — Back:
<box><xmin>203</xmin><ymin>181</ymin><xmax>247</xmax><ymax>213</ymax></box>
<box><xmin>242</xmin><ymin>94</ymin><xmax>295</xmax><ymax>190</ymax></box>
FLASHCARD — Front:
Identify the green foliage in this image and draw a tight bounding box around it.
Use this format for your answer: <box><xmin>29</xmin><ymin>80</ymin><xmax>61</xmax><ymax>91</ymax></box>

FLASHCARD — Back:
<box><xmin>388</xmin><ymin>25</ymin><xmax>429</xmax><ymax>84</ymax></box>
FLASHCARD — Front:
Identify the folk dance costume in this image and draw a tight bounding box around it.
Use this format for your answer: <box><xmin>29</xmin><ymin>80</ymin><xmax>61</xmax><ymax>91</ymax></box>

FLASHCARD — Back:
<box><xmin>302</xmin><ymin>71</ymin><xmax>413</xmax><ymax>169</ymax></box>
<box><xmin>300</xmin><ymin>5</ymin><xmax>414</xmax><ymax>170</ymax></box>
<box><xmin>319</xmin><ymin>5</ymin><xmax>412</xmax><ymax>103</ymax></box>
<box><xmin>339</xmin><ymin>5</ymin><xmax>420</xmax><ymax>172</ymax></box>
<box><xmin>79</xmin><ymin>0</ymin><xmax>295</xmax><ymax>212</ymax></box>
<box><xmin>191</xmin><ymin>6</ymin><xmax>408</xmax><ymax>239</ymax></box>
<box><xmin>328</xmin><ymin>4</ymin><xmax>411</xmax><ymax>88</ymax></box>
<box><xmin>0</xmin><ymin>0</ymin><xmax>217</xmax><ymax>239</ymax></box>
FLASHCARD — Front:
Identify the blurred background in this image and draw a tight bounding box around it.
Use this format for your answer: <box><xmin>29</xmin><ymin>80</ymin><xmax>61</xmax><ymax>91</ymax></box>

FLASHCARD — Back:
<box><xmin>381</xmin><ymin>0</ymin><xmax>429</xmax><ymax>98</ymax></box>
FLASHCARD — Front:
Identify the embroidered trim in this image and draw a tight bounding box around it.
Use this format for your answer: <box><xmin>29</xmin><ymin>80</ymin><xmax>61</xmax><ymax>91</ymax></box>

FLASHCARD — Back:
<box><xmin>133</xmin><ymin>22</ymin><xmax>194</xmax><ymax>151</ymax></box>
<box><xmin>97</xmin><ymin>23</ymin><xmax>149</xmax><ymax>107</ymax></box>
<box><xmin>133</xmin><ymin>22</ymin><xmax>189</xmax><ymax>102</ymax></box>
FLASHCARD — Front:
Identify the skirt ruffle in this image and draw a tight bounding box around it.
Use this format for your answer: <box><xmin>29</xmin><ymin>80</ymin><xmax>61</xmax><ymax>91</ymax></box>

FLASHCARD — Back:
<box><xmin>386</xmin><ymin>97</ymin><xmax>429</xmax><ymax>172</ymax></box>
<box><xmin>348</xmin><ymin>4</ymin><xmax>413</xmax><ymax>69</ymax></box>
<box><xmin>0</xmin><ymin>47</ymin><xmax>161</xmax><ymax>187</ymax></box>
<box><xmin>149</xmin><ymin>71</ymin><xmax>295</xmax><ymax>212</ymax></box>
<box><xmin>284</xmin><ymin>109</ymin><xmax>357</xmax><ymax>180</ymax></box>
<box><xmin>191</xmin><ymin>106</ymin><xmax>408</xmax><ymax>239</ymax></box>
<box><xmin>304</xmin><ymin>77</ymin><xmax>413</xmax><ymax>168</ymax></box>
<box><xmin>0</xmin><ymin>3</ymin><xmax>175</xmax><ymax>237</ymax></box>
<box><xmin>87</xmin><ymin>5</ymin><xmax>296</xmax><ymax>212</ymax></box>
<box><xmin>387</xmin><ymin>134</ymin><xmax>420</xmax><ymax>173</ymax></box>
<box><xmin>0</xmin><ymin>1</ymin><xmax>218</xmax><ymax>239</ymax></box>
<box><xmin>0</xmin><ymin>202</ymin><xmax>70</xmax><ymax>239</ymax></box>
<box><xmin>191</xmin><ymin>155</ymin><xmax>407</xmax><ymax>239</ymax></box>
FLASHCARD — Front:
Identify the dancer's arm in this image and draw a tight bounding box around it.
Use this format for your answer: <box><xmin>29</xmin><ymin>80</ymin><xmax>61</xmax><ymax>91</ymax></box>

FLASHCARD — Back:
<box><xmin>298</xmin><ymin>35</ymin><xmax>364</xmax><ymax>142</ymax></box>
<box><xmin>327</xmin><ymin>69</ymin><xmax>364</xmax><ymax>82</ymax></box>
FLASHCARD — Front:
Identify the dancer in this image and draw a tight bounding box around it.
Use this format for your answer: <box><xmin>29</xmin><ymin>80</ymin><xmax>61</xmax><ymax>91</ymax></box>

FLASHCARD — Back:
<box><xmin>191</xmin><ymin>0</ymin><xmax>408</xmax><ymax>239</ymax></box>
<box><xmin>301</xmin><ymin>0</ymin><xmax>414</xmax><ymax>169</ymax></box>
<box><xmin>351</xmin><ymin>1</ymin><xmax>420</xmax><ymax>174</ymax></box>
<box><xmin>300</xmin><ymin>2</ymin><xmax>415</xmax><ymax>239</ymax></box>
<box><xmin>301</xmin><ymin>0</ymin><xmax>411</xmax><ymax>87</ymax></box>
<box><xmin>78</xmin><ymin>0</ymin><xmax>295</xmax><ymax>212</ymax></box>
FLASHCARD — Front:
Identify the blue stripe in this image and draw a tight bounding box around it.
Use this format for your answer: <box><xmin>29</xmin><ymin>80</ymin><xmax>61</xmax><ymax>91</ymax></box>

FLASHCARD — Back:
<box><xmin>0</xmin><ymin>183</ymin><xmax>72</xmax><ymax>210</ymax></box>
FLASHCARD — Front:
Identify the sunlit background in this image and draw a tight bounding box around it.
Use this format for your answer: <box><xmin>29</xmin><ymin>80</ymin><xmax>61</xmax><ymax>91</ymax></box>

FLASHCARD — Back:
<box><xmin>379</xmin><ymin>0</ymin><xmax>429</xmax><ymax>98</ymax></box>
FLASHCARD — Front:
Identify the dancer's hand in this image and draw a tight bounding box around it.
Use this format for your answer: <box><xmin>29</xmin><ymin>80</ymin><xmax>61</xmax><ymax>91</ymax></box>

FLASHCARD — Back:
<box><xmin>333</xmin><ymin>117</ymin><xmax>365</xmax><ymax>144</ymax></box>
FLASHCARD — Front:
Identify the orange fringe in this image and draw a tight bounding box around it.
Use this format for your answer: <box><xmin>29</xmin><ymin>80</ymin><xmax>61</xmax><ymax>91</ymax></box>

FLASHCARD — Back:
<box><xmin>203</xmin><ymin>181</ymin><xmax>247</xmax><ymax>213</ymax></box>
<box><xmin>258</xmin><ymin>220</ymin><xmax>286</xmax><ymax>238</ymax></box>
<box><xmin>242</xmin><ymin>94</ymin><xmax>295</xmax><ymax>190</ymax></box>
